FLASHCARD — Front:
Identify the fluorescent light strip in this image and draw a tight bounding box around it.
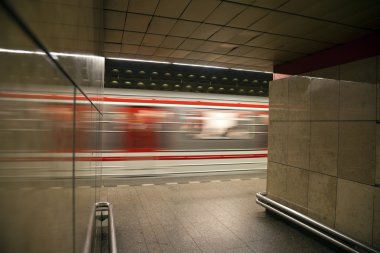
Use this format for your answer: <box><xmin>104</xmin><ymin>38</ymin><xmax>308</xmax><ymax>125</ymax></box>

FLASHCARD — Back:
<box><xmin>0</xmin><ymin>48</ymin><xmax>45</xmax><ymax>55</ymax></box>
<box><xmin>107</xmin><ymin>57</ymin><xmax>170</xmax><ymax>64</ymax></box>
<box><xmin>173</xmin><ymin>62</ymin><xmax>228</xmax><ymax>69</ymax></box>
<box><xmin>0</xmin><ymin>48</ymin><xmax>102</xmax><ymax>59</ymax></box>
<box><xmin>231</xmin><ymin>68</ymin><xmax>273</xmax><ymax>74</ymax></box>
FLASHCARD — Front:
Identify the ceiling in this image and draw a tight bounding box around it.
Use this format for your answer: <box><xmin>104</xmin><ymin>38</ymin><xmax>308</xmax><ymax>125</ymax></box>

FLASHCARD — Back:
<box><xmin>103</xmin><ymin>0</ymin><xmax>380</xmax><ymax>72</ymax></box>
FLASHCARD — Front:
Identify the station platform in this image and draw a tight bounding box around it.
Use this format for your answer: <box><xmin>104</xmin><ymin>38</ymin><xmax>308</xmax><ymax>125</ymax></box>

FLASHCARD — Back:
<box><xmin>101</xmin><ymin>173</ymin><xmax>343</xmax><ymax>253</ymax></box>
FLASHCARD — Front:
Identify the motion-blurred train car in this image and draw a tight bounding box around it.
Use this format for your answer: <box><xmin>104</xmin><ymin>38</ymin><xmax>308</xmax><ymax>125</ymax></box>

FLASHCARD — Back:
<box><xmin>0</xmin><ymin>89</ymin><xmax>268</xmax><ymax>180</ymax></box>
<box><xmin>99</xmin><ymin>89</ymin><xmax>268</xmax><ymax>178</ymax></box>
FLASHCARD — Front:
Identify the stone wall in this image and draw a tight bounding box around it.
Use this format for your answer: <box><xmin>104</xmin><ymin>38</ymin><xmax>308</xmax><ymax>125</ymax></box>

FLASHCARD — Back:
<box><xmin>268</xmin><ymin>56</ymin><xmax>380</xmax><ymax>249</ymax></box>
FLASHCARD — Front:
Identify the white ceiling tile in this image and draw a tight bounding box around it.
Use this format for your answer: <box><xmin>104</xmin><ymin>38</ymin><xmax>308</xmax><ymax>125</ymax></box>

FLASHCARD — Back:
<box><xmin>154</xmin><ymin>48</ymin><xmax>174</xmax><ymax>57</ymax></box>
<box><xmin>104</xmin><ymin>10</ymin><xmax>126</xmax><ymax>29</ymax></box>
<box><xmin>141</xmin><ymin>34</ymin><xmax>165</xmax><ymax>47</ymax></box>
<box><xmin>122</xmin><ymin>31</ymin><xmax>144</xmax><ymax>44</ymax></box>
<box><xmin>104</xmin><ymin>29</ymin><xmax>123</xmax><ymax>43</ymax></box>
<box><xmin>170</xmin><ymin>50</ymin><xmax>191</xmax><ymax>58</ymax></box>
<box><xmin>156</xmin><ymin>0</ymin><xmax>191</xmax><ymax>18</ymax></box>
<box><xmin>121</xmin><ymin>44</ymin><xmax>139</xmax><ymax>54</ymax></box>
<box><xmin>189</xmin><ymin>23</ymin><xmax>220</xmax><ymax>39</ymax></box>
<box><xmin>205</xmin><ymin>2</ymin><xmax>245</xmax><ymax>25</ymax></box>
<box><xmin>104</xmin><ymin>43</ymin><xmax>121</xmax><ymax>53</ymax></box>
<box><xmin>168</xmin><ymin>20</ymin><xmax>200</xmax><ymax>37</ymax></box>
<box><xmin>178</xmin><ymin>39</ymin><xmax>204</xmax><ymax>51</ymax></box>
<box><xmin>137</xmin><ymin>46</ymin><xmax>156</xmax><ymax>55</ymax></box>
<box><xmin>181</xmin><ymin>0</ymin><xmax>221</xmax><ymax>22</ymax></box>
<box><xmin>228</xmin><ymin>7</ymin><xmax>269</xmax><ymax>28</ymax></box>
<box><xmin>104</xmin><ymin>0</ymin><xmax>129</xmax><ymax>11</ymax></box>
<box><xmin>124</xmin><ymin>13</ymin><xmax>151</xmax><ymax>32</ymax></box>
<box><xmin>147</xmin><ymin>17</ymin><xmax>177</xmax><ymax>35</ymax></box>
<box><xmin>160</xmin><ymin>36</ymin><xmax>185</xmax><ymax>48</ymax></box>
<box><xmin>128</xmin><ymin>0</ymin><xmax>159</xmax><ymax>15</ymax></box>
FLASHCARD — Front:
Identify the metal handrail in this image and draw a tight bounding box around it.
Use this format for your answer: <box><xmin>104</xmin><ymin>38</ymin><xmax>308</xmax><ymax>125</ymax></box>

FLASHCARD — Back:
<box><xmin>96</xmin><ymin>202</ymin><xmax>117</xmax><ymax>253</ymax></box>
<box><xmin>256</xmin><ymin>192</ymin><xmax>379</xmax><ymax>253</ymax></box>
<box><xmin>83</xmin><ymin>201</ymin><xmax>117</xmax><ymax>253</ymax></box>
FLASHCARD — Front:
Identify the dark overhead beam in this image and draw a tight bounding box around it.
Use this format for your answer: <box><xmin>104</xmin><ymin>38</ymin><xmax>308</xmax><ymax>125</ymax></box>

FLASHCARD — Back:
<box><xmin>274</xmin><ymin>33</ymin><xmax>380</xmax><ymax>75</ymax></box>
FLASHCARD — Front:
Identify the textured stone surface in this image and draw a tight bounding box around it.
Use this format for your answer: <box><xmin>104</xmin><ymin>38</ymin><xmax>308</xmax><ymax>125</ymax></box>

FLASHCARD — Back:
<box><xmin>339</xmin><ymin>80</ymin><xmax>376</xmax><ymax>120</ymax></box>
<box><xmin>267</xmin><ymin>162</ymin><xmax>287</xmax><ymax>199</ymax></box>
<box><xmin>288</xmin><ymin>76</ymin><xmax>310</xmax><ymax>121</ymax></box>
<box><xmin>338</xmin><ymin>121</ymin><xmax>376</xmax><ymax>185</ymax></box>
<box><xmin>309</xmin><ymin>122</ymin><xmax>338</xmax><ymax>176</ymax></box>
<box><xmin>286</xmin><ymin>166</ymin><xmax>309</xmax><ymax>209</ymax></box>
<box><xmin>287</xmin><ymin>121</ymin><xmax>310</xmax><ymax>170</ymax></box>
<box><xmin>269</xmin><ymin>78</ymin><xmax>288</xmax><ymax>121</ymax></box>
<box><xmin>268</xmin><ymin>121</ymin><xmax>288</xmax><ymax>164</ymax></box>
<box><xmin>307</xmin><ymin>172</ymin><xmax>337</xmax><ymax>227</ymax></box>
<box><xmin>335</xmin><ymin>179</ymin><xmax>374</xmax><ymax>245</ymax></box>
<box><xmin>309</xmin><ymin>78</ymin><xmax>339</xmax><ymax>120</ymax></box>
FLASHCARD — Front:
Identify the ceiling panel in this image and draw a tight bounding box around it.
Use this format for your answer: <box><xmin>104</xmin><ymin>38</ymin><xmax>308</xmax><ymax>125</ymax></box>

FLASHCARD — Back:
<box><xmin>305</xmin><ymin>24</ymin><xmax>369</xmax><ymax>44</ymax></box>
<box><xmin>122</xmin><ymin>31</ymin><xmax>144</xmax><ymax>45</ymax></box>
<box><xmin>137</xmin><ymin>46</ymin><xmax>156</xmax><ymax>55</ymax></box>
<box><xmin>227</xmin><ymin>6</ymin><xmax>269</xmax><ymax>28</ymax></box>
<box><xmin>170</xmin><ymin>50</ymin><xmax>191</xmax><ymax>58</ymax></box>
<box><xmin>124</xmin><ymin>13</ymin><xmax>151</xmax><ymax>32</ymax></box>
<box><xmin>197</xmin><ymin>41</ymin><xmax>222</xmax><ymax>52</ymax></box>
<box><xmin>104</xmin><ymin>29</ymin><xmax>123</xmax><ymax>43</ymax></box>
<box><xmin>180</xmin><ymin>0</ymin><xmax>221</xmax><ymax>22</ymax></box>
<box><xmin>185</xmin><ymin>51</ymin><xmax>209</xmax><ymax>60</ymax></box>
<box><xmin>128</xmin><ymin>0</ymin><xmax>159</xmax><ymax>15</ymax></box>
<box><xmin>168</xmin><ymin>20</ymin><xmax>200</xmax><ymax>37</ymax></box>
<box><xmin>155</xmin><ymin>0</ymin><xmax>191</xmax><ymax>18</ymax></box>
<box><xmin>189</xmin><ymin>23</ymin><xmax>220</xmax><ymax>40</ymax></box>
<box><xmin>121</xmin><ymin>44</ymin><xmax>139</xmax><ymax>54</ymax></box>
<box><xmin>252</xmin><ymin>0</ymin><xmax>289</xmax><ymax>9</ymax></box>
<box><xmin>104</xmin><ymin>43</ymin><xmax>121</xmax><ymax>53</ymax></box>
<box><xmin>103</xmin><ymin>0</ymin><xmax>379</xmax><ymax>72</ymax></box>
<box><xmin>104</xmin><ymin>10</ymin><xmax>126</xmax><ymax>30</ymax></box>
<box><xmin>228</xmin><ymin>46</ymin><xmax>253</xmax><ymax>56</ymax></box>
<box><xmin>147</xmin><ymin>17</ymin><xmax>177</xmax><ymax>35</ymax></box>
<box><xmin>212</xmin><ymin>43</ymin><xmax>238</xmax><ymax>54</ymax></box>
<box><xmin>154</xmin><ymin>48</ymin><xmax>174</xmax><ymax>57</ymax></box>
<box><xmin>205</xmin><ymin>2</ymin><xmax>246</xmax><ymax>25</ymax></box>
<box><xmin>178</xmin><ymin>38</ymin><xmax>204</xmax><ymax>51</ymax></box>
<box><xmin>141</xmin><ymin>34</ymin><xmax>165</xmax><ymax>47</ymax></box>
<box><xmin>160</xmin><ymin>36</ymin><xmax>185</xmax><ymax>48</ymax></box>
<box><xmin>231</xmin><ymin>31</ymin><xmax>258</xmax><ymax>44</ymax></box>
<box><xmin>104</xmin><ymin>0</ymin><xmax>129</xmax><ymax>11</ymax></box>
<box><xmin>209</xmin><ymin>27</ymin><xmax>240</xmax><ymax>42</ymax></box>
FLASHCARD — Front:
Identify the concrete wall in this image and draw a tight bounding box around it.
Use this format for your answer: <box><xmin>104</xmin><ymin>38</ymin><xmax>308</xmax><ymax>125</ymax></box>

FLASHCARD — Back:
<box><xmin>0</xmin><ymin>1</ymin><xmax>104</xmax><ymax>253</ymax></box>
<box><xmin>268</xmin><ymin>56</ymin><xmax>380</xmax><ymax>249</ymax></box>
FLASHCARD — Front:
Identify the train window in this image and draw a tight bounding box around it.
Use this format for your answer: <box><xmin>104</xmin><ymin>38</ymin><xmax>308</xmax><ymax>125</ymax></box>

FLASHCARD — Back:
<box><xmin>180</xmin><ymin>109</ymin><xmax>256</xmax><ymax>140</ymax></box>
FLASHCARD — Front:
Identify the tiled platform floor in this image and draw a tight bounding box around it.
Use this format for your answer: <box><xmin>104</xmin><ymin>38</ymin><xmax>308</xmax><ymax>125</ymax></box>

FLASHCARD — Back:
<box><xmin>103</xmin><ymin>176</ymin><xmax>343</xmax><ymax>253</ymax></box>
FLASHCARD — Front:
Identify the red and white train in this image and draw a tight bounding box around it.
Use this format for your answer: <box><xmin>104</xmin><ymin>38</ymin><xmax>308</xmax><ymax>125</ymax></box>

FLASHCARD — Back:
<box><xmin>0</xmin><ymin>89</ymin><xmax>268</xmax><ymax>179</ymax></box>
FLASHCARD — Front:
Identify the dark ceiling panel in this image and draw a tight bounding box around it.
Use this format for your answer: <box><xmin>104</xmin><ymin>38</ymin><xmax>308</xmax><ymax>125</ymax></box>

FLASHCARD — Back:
<box><xmin>155</xmin><ymin>0</ymin><xmax>191</xmax><ymax>18</ymax></box>
<box><xmin>181</xmin><ymin>0</ymin><xmax>221</xmax><ymax>22</ymax></box>
<box><xmin>128</xmin><ymin>0</ymin><xmax>159</xmax><ymax>15</ymax></box>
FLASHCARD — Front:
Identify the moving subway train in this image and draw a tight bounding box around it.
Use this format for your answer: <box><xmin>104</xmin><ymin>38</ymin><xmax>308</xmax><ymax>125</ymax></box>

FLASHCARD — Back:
<box><xmin>0</xmin><ymin>89</ymin><xmax>268</xmax><ymax>180</ymax></box>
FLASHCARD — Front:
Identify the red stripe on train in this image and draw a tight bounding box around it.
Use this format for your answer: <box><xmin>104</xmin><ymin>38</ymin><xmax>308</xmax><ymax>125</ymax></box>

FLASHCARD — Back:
<box><xmin>0</xmin><ymin>153</ymin><xmax>267</xmax><ymax>162</ymax></box>
<box><xmin>0</xmin><ymin>92</ymin><xmax>268</xmax><ymax>109</ymax></box>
